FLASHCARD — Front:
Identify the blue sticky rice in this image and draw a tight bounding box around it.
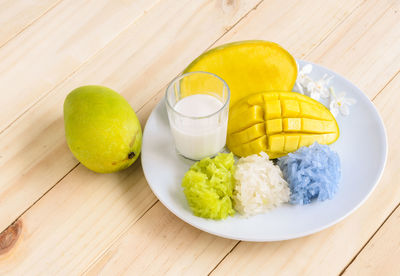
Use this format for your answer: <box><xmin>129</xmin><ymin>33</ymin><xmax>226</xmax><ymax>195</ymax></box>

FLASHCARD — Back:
<box><xmin>277</xmin><ymin>142</ymin><xmax>341</xmax><ymax>205</ymax></box>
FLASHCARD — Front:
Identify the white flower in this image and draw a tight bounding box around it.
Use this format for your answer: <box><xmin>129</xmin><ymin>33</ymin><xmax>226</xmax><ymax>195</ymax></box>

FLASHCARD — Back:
<box><xmin>295</xmin><ymin>65</ymin><xmax>332</xmax><ymax>101</ymax></box>
<box><xmin>294</xmin><ymin>81</ymin><xmax>305</xmax><ymax>94</ymax></box>
<box><xmin>300</xmin><ymin>64</ymin><xmax>313</xmax><ymax>75</ymax></box>
<box><xmin>307</xmin><ymin>74</ymin><xmax>333</xmax><ymax>100</ymax></box>
<box><xmin>329</xmin><ymin>88</ymin><xmax>356</xmax><ymax>117</ymax></box>
<box><xmin>306</xmin><ymin>81</ymin><xmax>320</xmax><ymax>100</ymax></box>
<box><xmin>295</xmin><ymin>64</ymin><xmax>313</xmax><ymax>94</ymax></box>
<box><xmin>294</xmin><ymin>63</ymin><xmax>356</xmax><ymax>117</ymax></box>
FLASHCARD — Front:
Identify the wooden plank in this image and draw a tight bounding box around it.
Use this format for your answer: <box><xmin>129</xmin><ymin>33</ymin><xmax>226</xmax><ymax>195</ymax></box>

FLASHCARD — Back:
<box><xmin>0</xmin><ymin>162</ymin><xmax>157</xmax><ymax>275</ymax></box>
<box><xmin>0</xmin><ymin>0</ymin><xmax>262</xmax><ymax>273</ymax></box>
<box><xmin>0</xmin><ymin>0</ymin><xmax>62</xmax><ymax>48</ymax></box>
<box><xmin>0</xmin><ymin>0</ymin><xmax>262</xmax><ymax>234</ymax></box>
<box><xmin>0</xmin><ymin>0</ymin><xmax>162</xmax><ymax>133</ymax></box>
<box><xmin>305</xmin><ymin>0</ymin><xmax>400</xmax><ymax>98</ymax></box>
<box><xmin>341</xmin><ymin>73</ymin><xmax>400</xmax><ymax>276</ymax></box>
<box><xmin>215</xmin><ymin>0</ymin><xmax>358</xmax><ymax>57</ymax></box>
<box><xmin>345</xmin><ymin>211</ymin><xmax>400</xmax><ymax>276</ymax></box>
<box><xmin>85</xmin><ymin>202</ymin><xmax>237</xmax><ymax>276</ymax></box>
<box><xmin>88</xmin><ymin>0</ymin><xmax>400</xmax><ymax>275</ymax></box>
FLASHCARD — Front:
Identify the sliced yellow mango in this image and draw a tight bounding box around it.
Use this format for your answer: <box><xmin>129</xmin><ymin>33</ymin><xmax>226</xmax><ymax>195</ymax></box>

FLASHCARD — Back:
<box><xmin>183</xmin><ymin>41</ymin><xmax>297</xmax><ymax>107</ymax></box>
<box><xmin>227</xmin><ymin>91</ymin><xmax>339</xmax><ymax>158</ymax></box>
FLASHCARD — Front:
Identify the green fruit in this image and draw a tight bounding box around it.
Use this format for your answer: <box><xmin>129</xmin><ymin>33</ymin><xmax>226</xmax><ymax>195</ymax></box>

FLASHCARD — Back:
<box><xmin>63</xmin><ymin>85</ymin><xmax>142</xmax><ymax>173</ymax></box>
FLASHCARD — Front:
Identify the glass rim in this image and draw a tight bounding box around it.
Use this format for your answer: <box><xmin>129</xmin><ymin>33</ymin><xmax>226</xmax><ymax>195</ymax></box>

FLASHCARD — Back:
<box><xmin>165</xmin><ymin>71</ymin><xmax>230</xmax><ymax>120</ymax></box>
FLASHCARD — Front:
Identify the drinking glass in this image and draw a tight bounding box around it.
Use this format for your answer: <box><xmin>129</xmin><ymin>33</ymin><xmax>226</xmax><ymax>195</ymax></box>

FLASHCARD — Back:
<box><xmin>165</xmin><ymin>71</ymin><xmax>230</xmax><ymax>160</ymax></box>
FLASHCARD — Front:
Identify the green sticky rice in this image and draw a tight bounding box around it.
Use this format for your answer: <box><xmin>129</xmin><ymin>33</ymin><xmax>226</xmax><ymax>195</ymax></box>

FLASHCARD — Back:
<box><xmin>182</xmin><ymin>153</ymin><xmax>235</xmax><ymax>220</ymax></box>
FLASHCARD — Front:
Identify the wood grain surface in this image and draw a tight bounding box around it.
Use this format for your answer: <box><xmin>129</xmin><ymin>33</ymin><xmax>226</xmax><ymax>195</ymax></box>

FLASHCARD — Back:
<box><xmin>0</xmin><ymin>0</ymin><xmax>399</xmax><ymax>275</ymax></box>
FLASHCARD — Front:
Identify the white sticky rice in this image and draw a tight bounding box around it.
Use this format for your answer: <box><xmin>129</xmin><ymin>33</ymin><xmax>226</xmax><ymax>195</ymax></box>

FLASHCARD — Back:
<box><xmin>233</xmin><ymin>152</ymin><xmax>290</xmax><ymax>216</ymax></box>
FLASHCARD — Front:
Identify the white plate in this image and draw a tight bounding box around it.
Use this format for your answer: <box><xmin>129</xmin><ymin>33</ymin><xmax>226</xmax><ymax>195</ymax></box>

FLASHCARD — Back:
<box><xmin>141</xmin><ymin>60</ymin><xmax>388</xmax><ymax>241</ymax></box>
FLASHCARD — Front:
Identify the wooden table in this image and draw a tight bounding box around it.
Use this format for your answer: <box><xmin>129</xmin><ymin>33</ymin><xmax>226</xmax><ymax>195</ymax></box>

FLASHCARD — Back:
<box><xmin>0</xmin><ymin>0</ymin><xmax>399</xmax><ymax>275</ymax></box>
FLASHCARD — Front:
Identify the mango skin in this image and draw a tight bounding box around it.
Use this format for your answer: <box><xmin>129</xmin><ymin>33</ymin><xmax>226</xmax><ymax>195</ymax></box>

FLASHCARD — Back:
<box><xmin>227</xmin><ymin>91</ymin><xmax>339</xmax><ymax>159</ymax></box>
<box><xmin>63</xmin><ymin>86</ymin><xmax>142</xmax><ymax>173</ymax></box>
<box><xmin>183</xmin><ymin>40</ymin><xmax>297</xmax><ymax>107</ymax></box>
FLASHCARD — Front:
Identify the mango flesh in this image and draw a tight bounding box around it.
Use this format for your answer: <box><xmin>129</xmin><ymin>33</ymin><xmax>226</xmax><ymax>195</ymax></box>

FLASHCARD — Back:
<box><xmin>63</xmin><ymin>86</ymin><xmax>142</xmax><ymax>173</ymax></box>
<box><xmin>227</xmin><ymin>91</ymin><xmax>339</xmax><ymax>159</ymax></box>
<box><xmin>183</xmin><ymin>40</ymin><xmax>297</xmax><ymax>107</ymax></box>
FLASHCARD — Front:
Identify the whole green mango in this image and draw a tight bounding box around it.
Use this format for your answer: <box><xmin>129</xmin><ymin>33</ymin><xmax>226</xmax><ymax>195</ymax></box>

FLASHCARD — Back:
<box><xmin>63</xmin><ymin>85</ymin><xmax>142</xmax><ymax>173</ymax></box>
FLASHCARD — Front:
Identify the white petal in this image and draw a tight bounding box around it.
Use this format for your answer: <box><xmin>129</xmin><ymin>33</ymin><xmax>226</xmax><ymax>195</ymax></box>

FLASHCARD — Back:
<box><xmin>339</xmin><ymin>104</ymin><xmax>350</xmax><ymax>116</ymax></box>
<box><xmin>310</xmin><ymin>91</ymin><xmax>321</xmax><ymax>101</ymax></box>
<box><xmin>298</xmin><ymin>78</ymin><xmax>309</xmax><ymax>87</ymax></box>
<box><xmin>301</xmin><ymin>64</ymin><xmax>313</xmax><ymax>74</ymax></box>
<box><xmin>302</xmin><ymin>78</ymin><xmax>312</xmax><ymax>88</ymax></box>
<box><xmin>317</xmin><ymin>79</ymin><xmax>329</xmax><ymax>90</ymax></box>
<box><xmin>330</xmin><ymin>106</ymin><xmax>339</xmax><ymax>117</ymax></box>
<box><xmin>316</xmin><ymin>79</ymin><xmax>323</xmax><ymax>85</ymax></box>
<box><xmin>294</xmin><ymin>82</ymin><xmax>304</xmax><ymax>94</ymax></box>
<box><xmin>320</xmin><ymin>88</ymin><xmax>330</xmax><ymax>98</ymax></box>
<box><xmin>330</xmin><ymin>100</ymin><xmax>338</xmax><ymax>110</ymax></box>
<box><xmin>307</xmin><ymin>82</ymin><xmax>316</xmax><ymax>91</ymax></box>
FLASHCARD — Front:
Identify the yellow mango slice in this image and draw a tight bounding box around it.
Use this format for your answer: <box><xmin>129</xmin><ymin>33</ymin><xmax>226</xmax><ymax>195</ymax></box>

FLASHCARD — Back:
<box><xmin>183</xmin><ymin>41</ymin><xmax>297</xmax><ymax>107</ymax></box>
<box><xmin>266</xmin><ymin>119</ymin><xmax>282</xmax><ymax>134</ymax></box>
<box><xmin>227</xmin><ymin>91</ymin><xmax>339</xmax><ymax>158</ymax></box>
<box><xmin>229</xmin><ymin>105</ymin><xmax>264</xmax><ymax>133</ymax></box>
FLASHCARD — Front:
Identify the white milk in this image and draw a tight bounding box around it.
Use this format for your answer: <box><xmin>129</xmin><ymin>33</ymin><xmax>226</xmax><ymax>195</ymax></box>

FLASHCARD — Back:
<box><xmin>170</xmin><ymin>94</ymin><xmax>228</xmax><ymax>160</ymax></box>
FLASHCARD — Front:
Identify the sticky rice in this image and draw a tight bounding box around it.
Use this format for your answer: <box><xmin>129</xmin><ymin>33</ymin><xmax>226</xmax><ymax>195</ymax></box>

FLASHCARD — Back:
<box><xmin>182</xmin><ymin>153</ymin><xmax>235</xmax><ymax>219</ymax></box>
<box><xmin>277</xmin><ymin>142</ymin><xmax>341</xmax><ymax>205</ymax></box>
<box><xmin>233</xmin><ymin>152</ymin><xmax>290</xmax><ymax>216</ymax></box>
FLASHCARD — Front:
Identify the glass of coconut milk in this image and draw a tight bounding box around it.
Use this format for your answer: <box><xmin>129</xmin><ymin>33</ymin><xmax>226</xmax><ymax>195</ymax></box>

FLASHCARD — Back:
<box><xmin>165</xmin><ymin>71</ymin><xmax>230</xmax><ymax>160</ymax></box>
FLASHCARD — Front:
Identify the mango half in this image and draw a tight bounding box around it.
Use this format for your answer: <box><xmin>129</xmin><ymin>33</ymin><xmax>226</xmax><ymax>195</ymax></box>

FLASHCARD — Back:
<box><xmin>183</xmin><ymin>40</ymin><xmax>297</xmax><ymax>107</ymax></box>
<box><xmin>227</xmin><ymin>91</ymin><xmax>339</xmax><ymax>159</ymax></box>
